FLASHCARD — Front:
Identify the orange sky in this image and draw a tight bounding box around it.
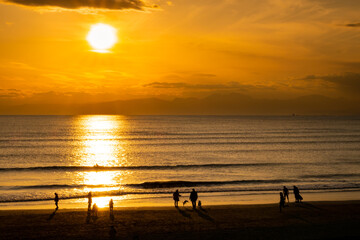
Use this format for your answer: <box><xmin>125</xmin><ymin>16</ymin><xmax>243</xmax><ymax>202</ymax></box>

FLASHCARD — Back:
<box><xmin>0</xmin><ymin>0</ymin><xmax>360</xmax><ymax>113</ymax></box>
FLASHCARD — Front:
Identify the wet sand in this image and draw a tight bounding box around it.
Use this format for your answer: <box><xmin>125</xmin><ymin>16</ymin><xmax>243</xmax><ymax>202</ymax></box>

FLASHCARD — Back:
<box><xmin>1</xmin><ymin>201</ymin><xmax>360</xmax><ymax>239</ymax></box>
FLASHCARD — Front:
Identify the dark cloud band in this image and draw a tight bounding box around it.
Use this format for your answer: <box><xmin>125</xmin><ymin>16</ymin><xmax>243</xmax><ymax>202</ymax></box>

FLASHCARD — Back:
<box><xmin>345</xmin><ymin>23</ymin><xmax>360</xmax><ymax>27</ymax></box>
<box><xmin>302</xmin><ymin>72</ymin><xmax>360</xmax><ymax>94</ymax></box>
<box><xmin>4</xmin><ymin>0</ymin><xmax>156</xmax><ymax>11</ymax></box>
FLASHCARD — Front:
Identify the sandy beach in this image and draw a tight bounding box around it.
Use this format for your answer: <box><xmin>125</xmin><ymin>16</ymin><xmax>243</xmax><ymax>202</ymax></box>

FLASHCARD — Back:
<box><xmin>1</xmin><ymin>201</ymin><xmax>360</xmax><ymax>240</ymax></box>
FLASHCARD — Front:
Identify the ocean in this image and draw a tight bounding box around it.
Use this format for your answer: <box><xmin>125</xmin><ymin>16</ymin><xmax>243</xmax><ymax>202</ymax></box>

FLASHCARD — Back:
<box><xmin>0</xmin><ymin>115</ymin><xmax>359</xmax><ymax>209</ymax></box>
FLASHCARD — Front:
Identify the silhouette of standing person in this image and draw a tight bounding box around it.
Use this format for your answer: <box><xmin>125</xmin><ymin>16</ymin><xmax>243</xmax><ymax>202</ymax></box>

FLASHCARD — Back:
<box><xmin>88</xmin><ymin>192</ymin><xmax>92</xmax><ymax>211</ymax></box>
<box><xmin>109</xmin><ymin>198</ymin><xmax>114</xmax><ymax>212</ymax></box>
<box><xmin>92</xmin><ymin>203</ymin><xmax>98</xmax><ymax>220</ymax></box>
<box><xmin>54</xmin><ymin>192</ymin><xmax>59</xmax><ymax>210</ymax></box>
<box><xmin>109</xmin><ymin>198</ymin><xmax>114</xmax><ymax>220</ymax></box>
<box><xmin>293</xmin><ymin>186</ymin><xmax>303</xmax><ymax>203</ymax></box>
<box><xmin>189</xmin><ymin>189</ymin><xmax>198</xmax><ymax>209</ymax></box>
<box><xmin>283</xmin><ymin>186</ymin><xmax>289</xmax><ymax>203</ymax></box>
<box><xmin>173</xmin><ymin>189</ymin><xmax>181</xmax><ymax>207</ymax></box>
<box><xmin>279</xmin><ymin>192</ymin><xmax>285</xmax><ymax>212</ymax></box>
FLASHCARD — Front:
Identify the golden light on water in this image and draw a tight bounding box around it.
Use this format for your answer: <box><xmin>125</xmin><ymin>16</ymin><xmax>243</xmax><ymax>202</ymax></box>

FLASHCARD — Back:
<box><xmin>82</xmin><ymin>172</ymin><xmax>124</xmax><ymax>208</ymax></box>
<box><xmin>76</xmin><ymin>115</ymin><xmax>126</xmax><ymax>167</ymax></box>
<box><xmin>74</xmin><ymin>115</ymin><xmax>129</xmax><ymax>208</ymax></box>
<box><xmin>83</xmin><ymin>171</ymin><xmax>118</xmax><ymax>189</ymax></box>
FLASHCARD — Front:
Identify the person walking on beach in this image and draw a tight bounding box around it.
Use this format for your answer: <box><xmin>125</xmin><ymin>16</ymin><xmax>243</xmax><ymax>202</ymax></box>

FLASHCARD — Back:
<box><xmin>190</xmin><ymin>189</ymin><xmax>198</xmax><ymax>209</ymax></box>
<box><xmin>173</xmin><ymin>189</ymin><xmax>181</xmax><ymax>207</ymax></box>
<box><xmin>109</xmin><ymin>198</ymin><xmax>114</xmax><ymax>212</ymax></box>
<box><xmin>109</xmin><ymin>198</ymin><xmax>114</xmax><ymax>220</ymax></box>
<box><xmin>293</xmin><ymin>186</ymin><xmax>303</xmax><ymax>203</ymax></box>
<box><xmin>283</xmin><ymin>186</ymin><xmax>289</xmax><ymax>203</ymax></box>
<box><xmin>54</xmin><ymin>192</ymin><xmax>59</xmax><ymax>210</ymax></box>
<box><xmin>279</xmin><ymin>192</ymin><xmax>285</xmax><ymax>212</ymax></box>
<box><xmin>87</xmin><ymin>192</ymin><xmax>92</xmax><ymax>211</ymax></box>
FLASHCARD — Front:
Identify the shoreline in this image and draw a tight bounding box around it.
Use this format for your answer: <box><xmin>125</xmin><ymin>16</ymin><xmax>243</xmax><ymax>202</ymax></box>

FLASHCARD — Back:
<box><xmin>1</xmin><ymin>199</ymin><xmax>360</xmax><ymax>214</ymax></box>
<box><xmin>1</xmin><ymin>200</ymin><xmax>360</xmax><ymax>239</ymax></box>
<box><xmin>1</xmin><ymin>198</ymin><xmax>360</xmax><ymax>212</ymax></box>
<box><xmin>1</xmin><ymin>189</ymin><xmax>359</xmax><ymax>210</ymax></box>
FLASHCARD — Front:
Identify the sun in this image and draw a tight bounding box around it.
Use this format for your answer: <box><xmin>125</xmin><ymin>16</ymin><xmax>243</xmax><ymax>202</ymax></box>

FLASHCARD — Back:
<box><xmin>87</xmin><ymin>23</ymin><xmax>118</xmax><ymax>53</ymax></box>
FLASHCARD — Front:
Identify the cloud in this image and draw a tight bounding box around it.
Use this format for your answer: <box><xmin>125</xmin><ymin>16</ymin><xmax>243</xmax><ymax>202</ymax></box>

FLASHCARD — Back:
<box><xmin>191</xmin><ymin>73</ymin><xmax>217</xmax><ymax>78</ymax></box>
<box><xmin>302</xmin><ymin>72</ymin><xmax>360</xmax><ymax>94</ymax></box>
<box><xmin>314</xmin><ymin>0</ymin><xmax>360</xmax><ymax>8</ymax></box>
<box><xmin>143</xmin><ymin>81</ymin><xmax>276</xmax><ymax>92</ymax></box>
<box><xmin>345</xmin><ymin>23</ymin><xmax>360</xmax><ymax>27</ymax></box>
<box><xmin>0</xmin><ymin>88</ymin><xmax>23</xmax><ymax>98</ymax></box>
<box><xmin>143</xmin><ymin>82</ymin><xmax>244</xmax><ymax>90</ymax></box>
<box><xmin>4</xmin><ymin>0</ymin><xmax>158</xmax><ymax>11</ymax></box>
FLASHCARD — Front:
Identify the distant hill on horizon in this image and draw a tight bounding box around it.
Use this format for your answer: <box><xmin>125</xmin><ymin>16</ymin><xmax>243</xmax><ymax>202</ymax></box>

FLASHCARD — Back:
<box><xmin>0</xmin><ymin>93</ymin><xmax>359</xmax><ymax>115</ymax></box>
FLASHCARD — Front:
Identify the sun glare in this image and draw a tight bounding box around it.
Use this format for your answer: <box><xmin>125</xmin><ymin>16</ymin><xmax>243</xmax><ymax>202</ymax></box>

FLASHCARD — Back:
<box><xmin>87</xmin><ymin>23</ymin><xmax>118</xmax><ymax>53</ymax></box>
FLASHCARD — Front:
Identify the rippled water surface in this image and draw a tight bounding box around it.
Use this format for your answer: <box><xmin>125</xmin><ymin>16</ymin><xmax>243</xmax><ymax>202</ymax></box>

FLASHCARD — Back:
<box><xmin>0</xmin><ymin>115</ymin><xmax>359</xmax><ymax>209</ymax></box>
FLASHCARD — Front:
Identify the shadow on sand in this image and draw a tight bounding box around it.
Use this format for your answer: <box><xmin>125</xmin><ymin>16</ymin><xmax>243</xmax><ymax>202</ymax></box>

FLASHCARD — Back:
<box><xmin>176</xmin><ymin>206</ymin><xmax>192</xmax><ymax>218</ymax></box>
<box><xmin>110</xmin><ymin>210</ymin><xmax>115</xmax><ymax>221</ymax></box>
<box><xmin>195</xmin><ymin>208</ymin><xmax>215</xmax><ymax>223</ymax></box>
<box><xmin>298</xmin><ymin>202</ymin><xmax>322</xmax><ymax>211</ymax></box>
<box><xmin>47</xmin><ymin>208</ymin><xmax>58</xmax><ymax>221</ymax></box>
<box><xmin>286</xmin><ymin>212</ymin><xmax>312</xmax><ymax>224</ymax></box>
<box><xmin>199</xmin><ymin>206</ymin><xmax>208</xmax><ymax>213</ymax></box>
<box><xmin>86</xmin><ymin>211</ymin><xmax>91</xmax><ymax>224</ymax></box>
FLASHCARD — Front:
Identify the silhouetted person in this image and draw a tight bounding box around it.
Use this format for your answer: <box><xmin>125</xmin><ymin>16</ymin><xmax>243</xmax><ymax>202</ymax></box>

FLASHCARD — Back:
<box><xmin>109</xmin><ymin>198</ymin><xmax>114</xmax><ymax>212</ymax></box>
<box><xmin>109</xmin><ymin>198</ymin><xmax>114</xmax><ymax>221</ymax></box>
<box><xmin>198</xmin><ymin>200</ymin><xmax>207</xmax><ymax>212</ymax></box>
<box><xmin>173</xmin><ymin>189</ymin><xmax>181</xmax><ymax>207</ymax></box>
<box><xmin>279</xmin><ymin>192</ymin><xmax>285</xmax><ymax>212</ymax></box>
<box><xmin>54</xmin><ymin>193</ymin><xmax>59</xmax><ymax>210</ymax></box>
<box><xmin>88</xmin><ymin>192</ymin><xmax>92</xmax><ymax>211</ymax></box>
<box><xmin>283</xmin><ymin>186</ymin><xmax>289</xmax><ymax>203</ymax></box>
<box><xmin>92</xmin><ymin>203</ymin><xmax>98</xmax><ymax>220</ymax></box>
<box><xmin>293</xmin><ymin>185</ymin><xmax>303</xmax><ymax>203</ymax></box>
<box><xmin>109</xmin><ymin>225</ymin><xmax>117</xmax><ymax>239</ymax></box>
<box><xmin>190</xmin><ymin>189</ymin><xmax>198</xmax><ymax>209</ymax></box>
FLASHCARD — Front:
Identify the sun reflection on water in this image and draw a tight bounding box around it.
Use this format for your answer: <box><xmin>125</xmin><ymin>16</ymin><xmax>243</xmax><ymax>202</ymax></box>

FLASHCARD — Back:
<box><xmin>76</xmin><ymin>115</ymin><xmax>127</xmax><ymax>167</ymax></box>
<box><xmin>73</xmin><ymin>115</ymin><xmax>129</xmax><ymax>208</ymax></box>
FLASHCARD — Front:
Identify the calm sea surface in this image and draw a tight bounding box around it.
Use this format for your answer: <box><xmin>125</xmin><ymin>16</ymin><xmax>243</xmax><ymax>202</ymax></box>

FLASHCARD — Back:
<box><xmin>0</xmin><ymin>115</ymin><xmax>359</xmax><ymax>209</ymax></box>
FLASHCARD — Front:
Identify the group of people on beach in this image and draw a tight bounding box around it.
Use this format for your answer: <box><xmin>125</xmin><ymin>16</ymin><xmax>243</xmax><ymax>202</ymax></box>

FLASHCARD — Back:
<box><xmin>173</xmin><ymin>189</ymin><xmax>200</xmax><ymax>209</ymax></box>
<box><xmin>87</xmin><ymin>192</ymin><xmax>99</xmax><ymax>221</ymax></box>
<box><xmin>173</xmin><ymin>186</ymin><xmax>303</xmax><ymax>213</ymax></box>
<box><xmin>52</xmin><ymin>191</ymin><xmax>119</xmax><ymax>238</ymax></box>
<box><xmin>86</xmin><ymin>192</ymin><xmax>115</xmax><ymax>222</ymax></box>
<box><xmin>53</xmin><ymin>192</ymin><xmax>114</xmax><ymax>222</ymax></box>
<box><xmin>279</xmin><ymin>186</ymin><xmax>303</xmax><ymax>212</ymax></box>
<box><xmin>54</xmin><ymin>186</ymin><xmax>302</xmax><ymax>216</ymax></box>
